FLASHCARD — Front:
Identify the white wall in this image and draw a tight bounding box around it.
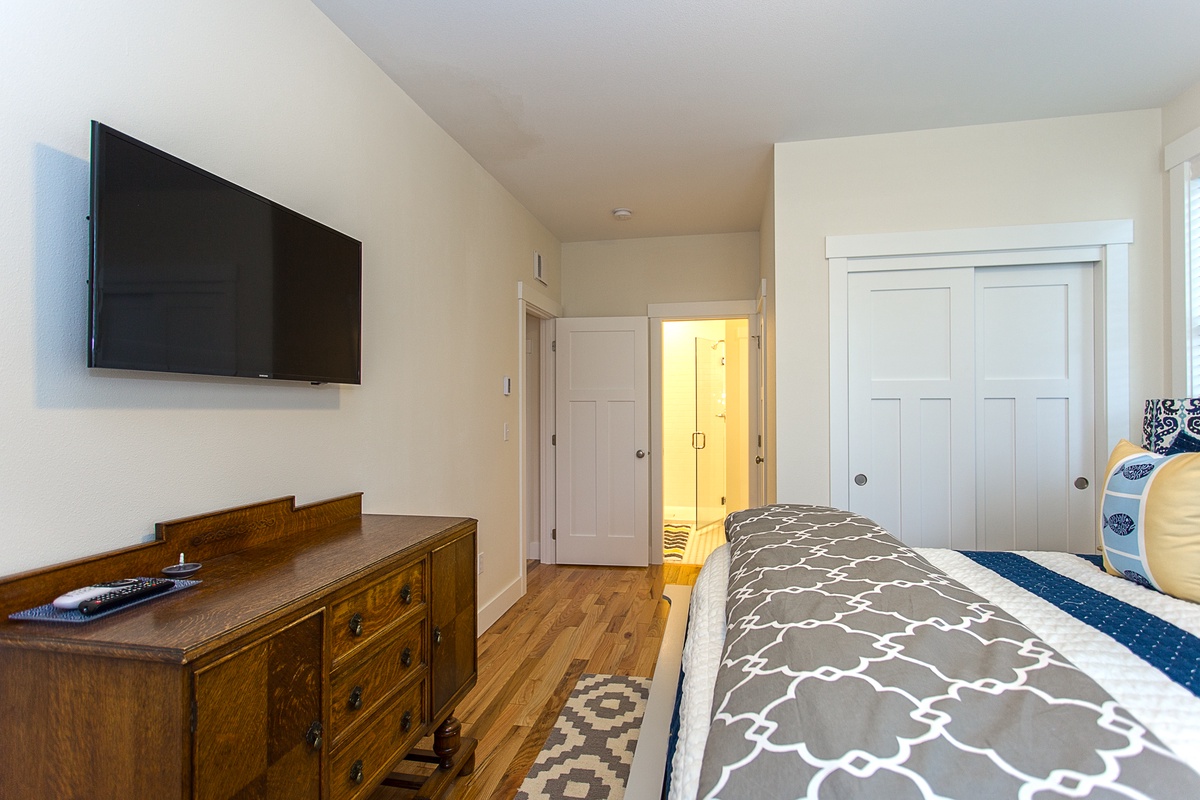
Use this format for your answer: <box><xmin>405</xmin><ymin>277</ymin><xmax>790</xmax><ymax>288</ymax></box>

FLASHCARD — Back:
<box><xmin>772</xmin><ymin>110</ymin><xmax>1164</xmax><ymax>503</ymax></box>
<box><xmin>562</xmin><ymin>232</ymin><xmax>759</xmax><ymax>316</ymax></box>
<box><xmin>0</xmin><ymin>1</ymin><xmax>560</xmax><ymax>629</ymax></box>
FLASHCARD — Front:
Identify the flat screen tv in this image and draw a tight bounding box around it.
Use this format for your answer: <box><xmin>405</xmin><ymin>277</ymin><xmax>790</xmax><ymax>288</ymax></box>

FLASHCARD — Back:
<box><xmin>88</xmin><ymin>122</ymin><xmax>362</xmax><ymax>385</ymax></box>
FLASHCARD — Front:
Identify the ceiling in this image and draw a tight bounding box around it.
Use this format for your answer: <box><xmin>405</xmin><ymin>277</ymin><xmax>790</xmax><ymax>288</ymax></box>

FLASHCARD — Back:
<box><xmin>311</xmin><ymin>0</ymin><xmax>1200</xmax><ymax>243</ymax></box>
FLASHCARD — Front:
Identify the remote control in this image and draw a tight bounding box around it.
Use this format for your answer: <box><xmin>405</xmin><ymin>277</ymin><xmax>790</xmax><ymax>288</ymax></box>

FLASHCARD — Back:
<box><xmin>52</xmin><ymin>578</ymin><xmax>143</xmax><ymax>610</ymax></box>
<box><xmin>78</xmin><ymin>578</ymin><xmax>176</xmax><ymax>616</ymax></box>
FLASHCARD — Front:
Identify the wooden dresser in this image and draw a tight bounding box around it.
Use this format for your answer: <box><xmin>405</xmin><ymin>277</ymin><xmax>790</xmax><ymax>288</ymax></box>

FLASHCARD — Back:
<box><xmin>0</xmin><ymin>494</ymin><xmax>478</xmax><ymax>800</ymax></box>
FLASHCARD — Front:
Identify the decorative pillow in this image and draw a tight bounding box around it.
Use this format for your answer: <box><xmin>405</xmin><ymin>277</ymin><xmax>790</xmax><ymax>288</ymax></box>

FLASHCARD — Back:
<box><xmin>1165</xmin><ymin>427</ymin><xmax>1200</xmax><ymax>455</ymax></box>
<box><xmin>1100</xmin><ymin>439</ymin><xmax>1200</xmax><ymax>603</ymax></box>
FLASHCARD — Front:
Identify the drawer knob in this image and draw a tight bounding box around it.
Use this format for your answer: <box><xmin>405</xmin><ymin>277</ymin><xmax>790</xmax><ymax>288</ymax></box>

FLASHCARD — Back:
<box><xmin>350</xmin><ymin>759</ymin><xmax>364</xmax><ymax>784</ymax></box>
<box><xmin>433</xmin><ymin>627</ymin><xmax>442</xmax><ymax>646</ymax></box>
<box><xmin>401</xmin><ymin>647</ymin><xmax>413</xmax><ymax>667</ymax></box>
<box><xmin>401</xmin><ymin>710</ymin><xmax>413</xmax><ymax>733</ymax></box>
<box><xmin>348</xmin><ymin>685</ymin><xmax>364</xmax><ymax>711</ymax></box>
<box><xmin>399</xmin><ymin>583</ymin><xmax>412</xmax><ymax>604</ymax></box>
<box><xmin>349</xmin><ymin>612</ymin><xmax>364</xmax><ymax>637</ymax></box>
<box><xmin>306</xmin><ymin>721</ymin><xmax>323</xmax><ymax>751</ymax></box>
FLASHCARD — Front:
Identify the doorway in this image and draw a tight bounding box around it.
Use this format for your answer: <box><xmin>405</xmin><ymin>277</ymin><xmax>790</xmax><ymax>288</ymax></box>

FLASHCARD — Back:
<box><xmin>661</xmin><ymin>318</ymin><xmax>751</xmax><ymax>563</ymax></box>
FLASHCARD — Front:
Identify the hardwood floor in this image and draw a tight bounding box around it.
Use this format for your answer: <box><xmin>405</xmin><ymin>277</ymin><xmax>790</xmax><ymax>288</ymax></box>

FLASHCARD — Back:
<box><xmin>370</xmin><ymin>560</ymin><xmax>702</xmax><ymax>800</ymax></box>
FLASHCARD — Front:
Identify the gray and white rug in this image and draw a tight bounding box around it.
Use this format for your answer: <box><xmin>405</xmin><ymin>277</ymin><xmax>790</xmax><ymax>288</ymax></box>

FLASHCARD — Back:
<box><xmin>516</xmin><ymin>673</ymin><xmax>651</xmax><ymax>800</ymax></box>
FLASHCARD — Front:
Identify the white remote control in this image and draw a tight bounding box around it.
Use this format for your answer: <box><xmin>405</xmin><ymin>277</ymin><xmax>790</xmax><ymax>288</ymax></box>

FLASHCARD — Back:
<box><xmin>52</xmin><ymin>578</ymin><xmax>142</xmax><ymax>610</ymax></box>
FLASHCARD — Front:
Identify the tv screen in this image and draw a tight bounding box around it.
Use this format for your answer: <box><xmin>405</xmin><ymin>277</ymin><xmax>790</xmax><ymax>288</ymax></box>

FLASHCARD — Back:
<box><xmin>88</xmin><ymin>122</ymin><xmax>362</xmax><ymax>385</ymax></box>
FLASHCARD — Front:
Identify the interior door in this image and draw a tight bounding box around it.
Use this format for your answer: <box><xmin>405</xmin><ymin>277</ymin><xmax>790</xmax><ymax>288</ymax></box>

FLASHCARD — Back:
<box><xmin>847</xmin><ymin>267</ymin><xmax>977</xmax><ymax>548</ymax></box>
<box><xmin>554</xmin><ymin>317</ymin><xmax>650</xmax><ymax>566</ymax></box>
<box><xmin>975</xmin><ymin>264</ymin><xmax>1095</xmax><ymax>553</ymax></box>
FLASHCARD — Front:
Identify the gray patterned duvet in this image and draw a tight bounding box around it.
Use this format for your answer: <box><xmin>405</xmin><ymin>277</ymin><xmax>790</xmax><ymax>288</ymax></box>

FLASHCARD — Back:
<box><xmin>692</xmin><ymin>504</ymin><xmax>1200</xmax><ymax>799</ymax></box>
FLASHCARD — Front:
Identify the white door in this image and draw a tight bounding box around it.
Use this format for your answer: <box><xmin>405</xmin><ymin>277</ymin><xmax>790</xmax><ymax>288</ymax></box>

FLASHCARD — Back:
<box><xmin>975</xmin><ymin>264</ymin><xmax>1095</xmax><ymax>553</ymax></box>
<box><xmin>846</xmin><ymin>263</ymin><xmax>1095</xmax><ymax>552</ymax></box>
<box><xmin>555</xmin><ymin>317</ymin><xmax>650</xmax><ymax>566</ymax></box>
<box><xmin>847</xmin><ymin>268</ymin><xmax>977</xmax><ymax>548</ymax></box>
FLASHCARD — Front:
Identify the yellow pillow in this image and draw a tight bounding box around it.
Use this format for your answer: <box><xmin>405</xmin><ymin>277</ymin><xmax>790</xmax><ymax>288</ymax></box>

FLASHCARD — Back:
<box><xmin>1100</xmin><ymin>439</ymin><xmax>1200</xmax><ymax>603</ymax></box>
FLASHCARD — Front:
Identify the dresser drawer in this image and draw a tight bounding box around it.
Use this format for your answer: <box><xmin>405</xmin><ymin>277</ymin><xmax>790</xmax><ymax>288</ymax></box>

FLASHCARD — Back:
<box><xmin>330</xmin><ymin>558</ymin><xmax>425</xmax><ymax>663</ymax></box>
<box><xmin>331</xmin><ymin>679</ymin><xmax>426</xmax><ymax>800</ymax></box>
<box><xmin>330</xmin><ymin>618</ymin><xmax>425</xmax><ymax>744</ymax></box>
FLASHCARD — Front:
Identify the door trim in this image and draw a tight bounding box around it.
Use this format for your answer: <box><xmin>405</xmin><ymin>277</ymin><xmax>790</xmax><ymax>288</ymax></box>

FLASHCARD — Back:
<box><xmin>649</xmin><ymin>300</ymin><xmax>759</xmax><ymax>565</ymax></box>
<box><xmin>828</xmin><ymin>220</ymin><xmax>1132</xmax><ymax>511</ymax></box>
<box><xmin>517</xmin><ymin>282</ymin><xmax>560</xmax><ymax>584</ymax></box>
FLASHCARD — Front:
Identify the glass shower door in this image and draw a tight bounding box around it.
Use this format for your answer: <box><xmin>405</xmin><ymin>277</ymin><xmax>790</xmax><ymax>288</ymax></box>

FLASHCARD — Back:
<box><xmin>694</xmin><ymin>337</ymin><xmax>726</xmax><ymax>533</ymax></box>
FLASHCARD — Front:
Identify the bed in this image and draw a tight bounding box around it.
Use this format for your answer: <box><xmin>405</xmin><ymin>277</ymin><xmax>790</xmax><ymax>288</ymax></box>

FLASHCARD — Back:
<box><xmin>666</xmin><ymin>502</ymin><xmax>1200</xmax><ymax>799</ymax></box>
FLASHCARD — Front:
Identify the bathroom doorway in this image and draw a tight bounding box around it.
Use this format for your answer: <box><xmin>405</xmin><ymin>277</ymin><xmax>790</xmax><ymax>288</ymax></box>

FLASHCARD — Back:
<box><xmin>661</xmin><ymin>318</ymin><xmax>752</xmax><ymax>564</ymax></box>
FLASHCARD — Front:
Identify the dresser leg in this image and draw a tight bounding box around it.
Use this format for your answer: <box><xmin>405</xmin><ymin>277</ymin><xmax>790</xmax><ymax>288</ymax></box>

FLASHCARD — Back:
<box><xmin>433</xmin><ymin>714</ymin><xmax>461</xmax><ymax>770</ymax></box>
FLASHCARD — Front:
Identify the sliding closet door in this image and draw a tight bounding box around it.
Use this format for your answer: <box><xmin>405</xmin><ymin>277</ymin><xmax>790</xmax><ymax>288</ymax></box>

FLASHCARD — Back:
<box><xmin>846</xmin><ymin>263</ymin><xmax>1096</xmax><ymax>553</ymax></box>
<box><xmin>975</xmin><ymin>264</ymin><xmax>1095</xmax><ymax>553</ymax></box>
<box><xmin>846</xmin><ymin>268</ymin><xmax>976</xmax><ymax>549</ymax></box>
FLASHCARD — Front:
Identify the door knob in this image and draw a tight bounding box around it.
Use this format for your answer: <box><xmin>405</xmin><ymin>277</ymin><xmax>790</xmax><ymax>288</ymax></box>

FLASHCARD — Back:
<box><xmin>854</xmin><ymin>473</ymin><xmax>868</xmax><ymax>486</ymax></box>
<box><xmin>755</xmin><ymin>456</ymin><xmax>764</xmax><ymax>464</ymax></box>
<box><xmin>1074</xmin><ymin>477</ymin><xmax>1089</xmax><ymax>490</ymax></box>
<box><xmin>636</xmin><ymin>449</ymin><xmax>646</xmax><ymax>459</ymax></box>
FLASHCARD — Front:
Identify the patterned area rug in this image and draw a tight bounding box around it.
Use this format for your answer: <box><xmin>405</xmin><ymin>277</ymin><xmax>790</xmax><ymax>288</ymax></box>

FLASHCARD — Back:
<box><xmin>516</xmin><ymin>673</ymin><xmax>651</xmax><ymax>800</ymax></box>
<box><xmin>663</xmin><ymin>523</ymin><xmax>691</xmax><ymax>562</ymax></box>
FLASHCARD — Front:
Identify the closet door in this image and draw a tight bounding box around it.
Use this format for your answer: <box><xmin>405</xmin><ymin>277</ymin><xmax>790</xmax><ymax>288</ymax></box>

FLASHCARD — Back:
<box><xmin>975</xmin><ymin>264</ymin><xmax>1095</xmax><ymax>553</ymax></box>
<box><xmin>847</xmin><ymin>268</ymin><xmax>976</xmax><ymax>548</ymax></box>
<box><xmin>846</xmin><ymin>263</ymin><xmax>1096</xmax><ymax>553</ymax></box>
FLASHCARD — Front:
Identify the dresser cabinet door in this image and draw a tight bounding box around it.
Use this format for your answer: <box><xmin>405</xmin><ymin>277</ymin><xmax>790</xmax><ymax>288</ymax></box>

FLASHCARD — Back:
<box><xmin>194</xmin><ymin>611</ymin><xmax>324</xmax><ymax>800</ymax></box>
<box><xmin>429</xmin><ymin>529</ymin><xmax>477</xmax><ymax>721</ymax></box>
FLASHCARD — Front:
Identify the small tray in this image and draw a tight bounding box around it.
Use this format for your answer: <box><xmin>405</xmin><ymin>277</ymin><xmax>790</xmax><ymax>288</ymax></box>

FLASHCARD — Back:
<box><xmin>8</xmin><ymin>579</ymin><xmax>201</xmax><ymax>624</ymax></box>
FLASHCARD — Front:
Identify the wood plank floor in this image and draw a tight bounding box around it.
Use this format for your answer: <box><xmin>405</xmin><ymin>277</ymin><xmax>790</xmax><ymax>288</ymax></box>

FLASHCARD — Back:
<box><xmin>370</xmin><ymin>560</ymin><xmax>702</xmax><ymax>800</ymax></box>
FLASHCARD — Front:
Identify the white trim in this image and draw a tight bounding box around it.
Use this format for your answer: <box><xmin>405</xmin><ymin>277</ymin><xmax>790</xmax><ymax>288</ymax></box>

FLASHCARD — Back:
<box><xmin>477</xmin><ymin>574</ymin><xmax>526</xmax><ymax>634</ymax></box>
<box><xmin>539</xmin><ymin>317</ymin><xmax>557</xmax><ymax>565</ymax></box>
<box><xmin>647</xmin><ymin>299</ymin><xmax>756</xmax><ymax>318</ymax></box>
<box><xmin>626</xmin><ymin>584</ymin><xmax>691</xmax><ymax>798</ymax></box>
<box><xmin>1165</xmin><ymin>125</ymin><xmax>1200</xmax><ymax>171</ymax></box>
<box><xmin>826</xmin><ymin>219</ymin><xmax>1133</xmax><ymax>260</ymax></box>
<box><xmin>518</xmin><ymin>282</ymin><xmax>561</xmax><ymax>583</ymax></box>
<box><xmin>828</xmin><ymin>220</ymin><xmax>1131</xmax><ymax>513</ymax></box>
<box><xmin>649</xmin><ymin>321</ymin><xmax>665</xmax><ymax>565</ymax></box>
<box><xmin>518</xmin><ymin>280</ymin><xmax>562</xmax><ymax>318</ymax></box>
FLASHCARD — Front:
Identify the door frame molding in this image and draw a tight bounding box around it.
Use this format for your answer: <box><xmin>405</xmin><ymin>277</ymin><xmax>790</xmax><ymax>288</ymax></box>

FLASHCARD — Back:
<box><xmin>649</xmin><ymin>300</ymin><xmax>759</xmax><ymax>565</ymax></box>
<box><xmin>827</xmin><ymin>219</ymin><xmax>1133</xmax><ymax>510</ymax></box>
<box><xmin>517</xmin><ymin>281</ymin><xmax>560</xmax><ymax>583</ymax></box>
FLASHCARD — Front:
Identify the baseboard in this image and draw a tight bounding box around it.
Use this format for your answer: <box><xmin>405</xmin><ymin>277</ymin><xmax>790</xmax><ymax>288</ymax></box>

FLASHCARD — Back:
<box><xmin>626</xmin><ymin>584</ymin><xmax>691</xmax><ymax>798</ymax></box>
<box><xmin>477</xmin><ymin>573</ymin><xmax>525</xmax><ymax>634</ymax></box>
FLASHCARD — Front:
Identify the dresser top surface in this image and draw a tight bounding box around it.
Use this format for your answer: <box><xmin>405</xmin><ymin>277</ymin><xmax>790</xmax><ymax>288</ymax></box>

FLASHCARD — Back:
<box><xmin>0</xmin><ymin>512</ymin><xmax>474</xmax><ymax>662</ymax></box>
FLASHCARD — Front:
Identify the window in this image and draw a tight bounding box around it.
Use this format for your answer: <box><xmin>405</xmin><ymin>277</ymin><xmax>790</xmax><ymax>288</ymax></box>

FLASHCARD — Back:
<box><xmin>1189</xmin><ymin>170</ymin><xmax>1200</xmax><ymax>394</ymax></box>
<box><xmin>1166</xmin><ymin>128</ymin><xmax>1200</xmax><ymax>397</ymax></box>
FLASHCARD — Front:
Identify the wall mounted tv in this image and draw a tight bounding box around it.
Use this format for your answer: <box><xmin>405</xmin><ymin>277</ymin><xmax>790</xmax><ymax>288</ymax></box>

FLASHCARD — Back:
<box><xmin>88</xmin><ymin>122</ymin><xmax>362</xmax><ymax>385</ymax></box>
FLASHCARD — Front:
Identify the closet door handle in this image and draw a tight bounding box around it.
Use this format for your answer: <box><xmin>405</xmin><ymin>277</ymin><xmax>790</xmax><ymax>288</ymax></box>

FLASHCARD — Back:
<box><xmin>854</xmin><ymin>474</ymin><xmax>868</xmax><ymax>486</ymax></box>
<box><xmin>692</xmin><ymin>432</ymin><xmax>706</xmax><ymax>450</ymax></box>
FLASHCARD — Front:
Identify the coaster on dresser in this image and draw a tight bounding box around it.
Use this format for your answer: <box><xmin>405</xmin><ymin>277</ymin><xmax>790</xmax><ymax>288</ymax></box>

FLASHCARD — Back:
<box><xmin>516</xmin><ymin>673</ymin><xmax>651</xmax><ymax>800</ymax></box>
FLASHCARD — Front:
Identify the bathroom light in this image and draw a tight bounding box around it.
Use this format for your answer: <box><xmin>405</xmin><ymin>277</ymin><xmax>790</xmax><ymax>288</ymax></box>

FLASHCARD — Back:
<box><xmin>612</xmin><ymin>207</ymin><xmax>633</xmax><ymax>221</ymax></box>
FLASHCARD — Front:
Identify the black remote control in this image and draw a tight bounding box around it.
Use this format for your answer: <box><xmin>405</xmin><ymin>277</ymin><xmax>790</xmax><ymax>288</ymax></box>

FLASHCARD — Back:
<box><xmin>78</xmin><ymin>578</ymin><xmax>176</xmax><ymax>616</ymax></box>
